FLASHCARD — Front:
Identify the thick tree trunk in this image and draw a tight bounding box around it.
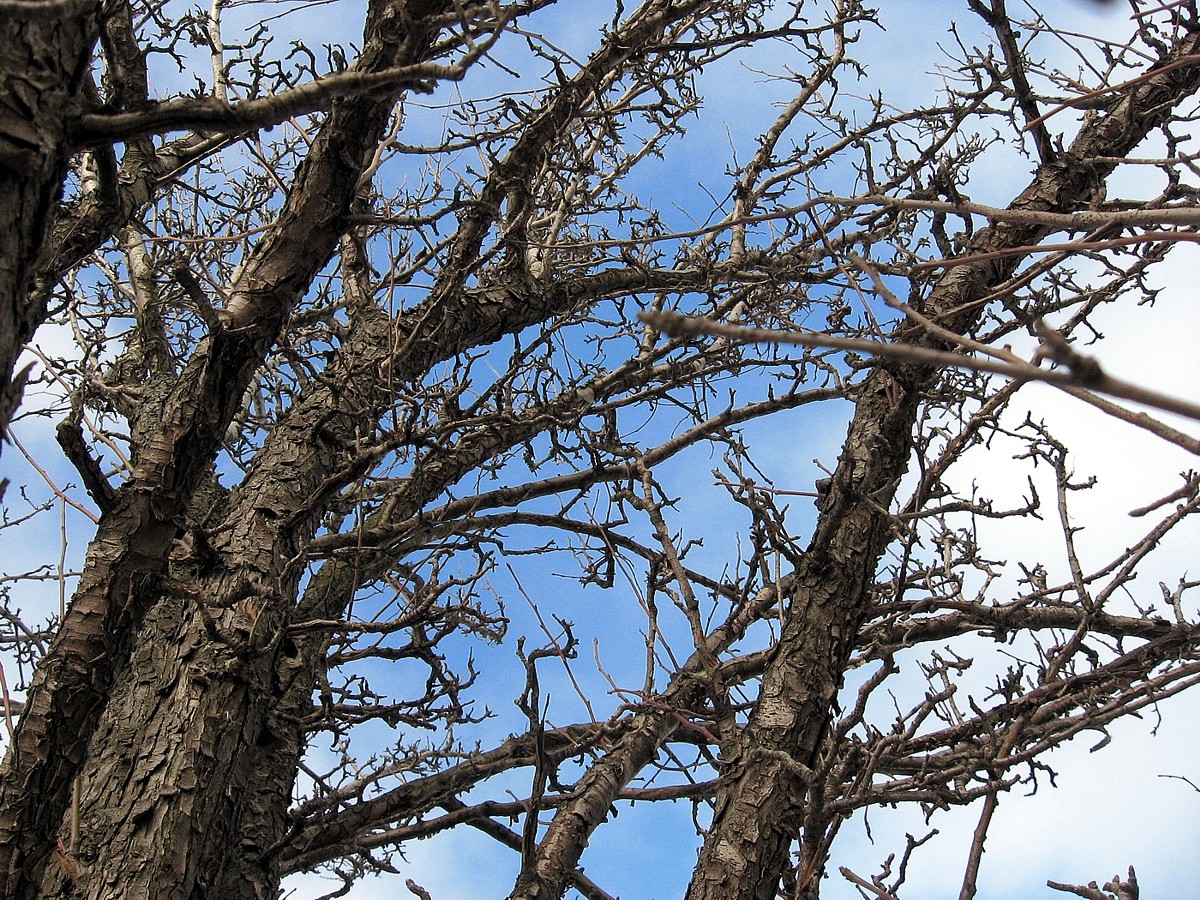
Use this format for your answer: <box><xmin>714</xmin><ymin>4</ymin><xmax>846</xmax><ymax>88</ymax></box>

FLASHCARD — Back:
<box><xmin>686</xmin><ymin>352</ymin><xmax>925</xmax><ymax>900</ymax></box>
<box><xmin>0</xmin><ymin>3</ymin><xmax>100</xmax><ymax>456</ymax></box>
<box><xmin>40</xmin><ymin>588</ymin><xmax>293</xmax><ymax>900</ymax></box>
<box><xmin>685</xmin><ymin>27</ymin><xmax>1200</xmax><ymax>900</ymax></box>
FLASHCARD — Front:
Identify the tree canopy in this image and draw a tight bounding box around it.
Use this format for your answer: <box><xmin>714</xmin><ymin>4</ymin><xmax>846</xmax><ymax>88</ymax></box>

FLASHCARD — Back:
<box><xmin>1</xmin><ymin>1</ymin><xmax>1198</xmax><ymax>898</ymax></box>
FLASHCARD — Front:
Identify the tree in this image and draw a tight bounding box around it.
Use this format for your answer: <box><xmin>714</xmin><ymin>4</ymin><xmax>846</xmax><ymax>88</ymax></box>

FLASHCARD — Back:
<box><xmin>1</xmin><ymin>0</ymin><xmax>1198</xmax><ymax>898</ymax></box>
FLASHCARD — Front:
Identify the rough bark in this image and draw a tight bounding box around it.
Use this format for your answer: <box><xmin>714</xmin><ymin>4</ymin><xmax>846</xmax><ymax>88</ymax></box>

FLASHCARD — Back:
<box><xmin>197</xmin><ymin>1</ymin><xmax>718</xmax><ymax>890</ymax></box>
<box><xmin>0</xmin><ymin>2</ymin><xmax>101</xmax><ymax>466</ymax></box>
<box><xmin>685</xmin><ymin>25</ymin><xmax>1200</xmax><ymax>900</ymax></box>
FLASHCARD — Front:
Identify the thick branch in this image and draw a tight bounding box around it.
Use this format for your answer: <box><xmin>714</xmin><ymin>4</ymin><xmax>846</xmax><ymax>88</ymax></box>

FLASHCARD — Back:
<box><xmin>0</xmin><ymin>3</ymin><xmax>459</xmax><ymax>893</ymax></box>
<box><xmin>74</xmin><ymin>55</ymin><xmax>492</xmax><ymax>147</ymax></box>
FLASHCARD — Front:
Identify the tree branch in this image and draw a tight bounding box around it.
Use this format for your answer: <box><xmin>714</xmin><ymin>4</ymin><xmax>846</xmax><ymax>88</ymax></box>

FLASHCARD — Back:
<box><xmin>639</xmin><ymin>309</ymin><xmax>1200</xmax><ymax>429</ymax></box>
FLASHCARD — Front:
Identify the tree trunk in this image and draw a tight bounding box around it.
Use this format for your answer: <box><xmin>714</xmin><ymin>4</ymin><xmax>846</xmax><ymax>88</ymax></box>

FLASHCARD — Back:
<box><xmin>0</xmin><ymin>3</ymin><xmax>100</xmax><ymax>458</ymax></box>
<box><xmin>39</xmin><ymin>588</ymin><xmax>292</xmax><ymax>899</ymax></box>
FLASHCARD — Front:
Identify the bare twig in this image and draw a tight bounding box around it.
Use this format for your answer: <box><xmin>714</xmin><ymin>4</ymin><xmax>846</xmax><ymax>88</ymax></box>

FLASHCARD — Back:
<box><xmin>73</xmin><ymin>17</ymin><xmax>509</xmax><ymax>146</ymax></box>
<box><xmin>839</xmin><ymin>866</ymin><xmax>902</xmax><ymax>900</ymax></box>
<box><xmin>638</xmin><ymin>310</ymin><xmax>1200</xmax><ymax>429</ymax></box>
<box><xmin>1048</xmin><ymin>865</ymin><xmax>1139</xmax><ymax>900</ymax></box>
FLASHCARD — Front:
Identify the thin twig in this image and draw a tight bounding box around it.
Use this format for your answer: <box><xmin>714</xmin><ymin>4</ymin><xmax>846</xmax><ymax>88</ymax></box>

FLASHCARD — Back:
<box><xmin>638</xmin><ymin>310</ymin><xmax>1200</xmax><ymax>429</ymax></box>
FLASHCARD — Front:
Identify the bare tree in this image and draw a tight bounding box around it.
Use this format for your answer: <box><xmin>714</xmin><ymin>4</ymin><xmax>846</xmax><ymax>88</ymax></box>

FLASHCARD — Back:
<box><xmin>1</xmin><ymin>1</ymin><xmax>1198</xmax><ymax>899</ymax></box>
